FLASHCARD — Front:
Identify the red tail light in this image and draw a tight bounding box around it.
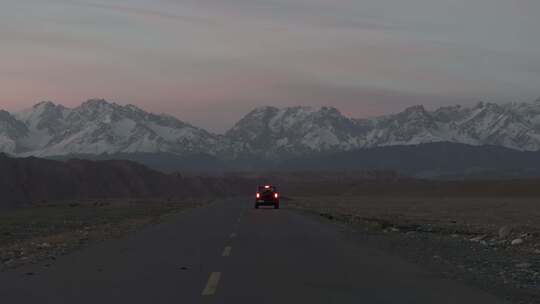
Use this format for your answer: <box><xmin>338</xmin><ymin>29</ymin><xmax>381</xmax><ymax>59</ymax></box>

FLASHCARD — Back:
<box><xmin>256</xmin><ymin>193</ymin><xmax>260</xmax><ymax>199</ymax></box>
<box><xmin>274</xmin><ymin>193</ymin><xmax>279</xmax><ymax>199</ymax></box>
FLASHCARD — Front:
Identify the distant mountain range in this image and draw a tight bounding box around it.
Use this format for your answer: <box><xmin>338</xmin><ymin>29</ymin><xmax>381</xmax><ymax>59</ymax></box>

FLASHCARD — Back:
<box><xmin>4</xmin><ymin>99</ymin><xmax>218</xmax><ymax>157</ymax></box>
<box><xmin>278</xmin><ymin>142</ymin><xmax>540</xmax><ymax>179</ymax></box>
<box><xmin>2</xmin><ymin>98</ymin><xmax>540</xmax><ymax>159</ymax></box>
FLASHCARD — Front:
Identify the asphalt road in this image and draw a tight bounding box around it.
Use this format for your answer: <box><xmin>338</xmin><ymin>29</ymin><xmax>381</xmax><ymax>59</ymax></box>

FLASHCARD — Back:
<box><xmin>0</xmin><ymin>198</ymin><xmax>508</xmax><ymax>303</ymax></box>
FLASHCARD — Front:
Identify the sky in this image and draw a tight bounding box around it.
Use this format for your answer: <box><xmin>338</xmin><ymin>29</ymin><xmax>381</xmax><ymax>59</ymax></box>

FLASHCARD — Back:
<box><xmin>1</xmin><ymin>0</ymin><xmax>539</xmax><ymax>132</ymax></box>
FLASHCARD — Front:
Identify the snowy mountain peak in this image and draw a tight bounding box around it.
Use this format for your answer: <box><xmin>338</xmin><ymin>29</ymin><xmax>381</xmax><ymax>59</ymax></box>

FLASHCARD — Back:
<box><xmin>7</xmin><ymin>99</ymin><xmax>219</xmax><ymax>157</ymax></box>
<box><xmin>17</xmin><ymin>101</ymin><xmax>68</xmax><ymax>122</ymax></box>
<box><xmin>397</xmin><ymin>105</ymin><xmax>431</xmax><ymax>120</ymax></box>
<box><xmin>77</xmin><ymin>99</ymin><xmax>121</xmax><ymax>115</ymax></box>
<box><xmin>33</xmin><ymin>101</ymin><xmax>56</xmax><ymax>109</ymax></box>
<box><xmin>403</xmin><ymin>104</ymin><xmax>427</xmax><ymax>113</ymax></box>
<box><xmin>250</xmin><ymin>106</ymin><xmax>279</xmax><ymax>113</ymax></box>
<box><xmin>125</xmin><ymin>103</ymin><xmax>145</xmax><ymax>112</ymax></box>
<box><xmin>0</xmin><ymin>110</ymin><xmax>28</xmax><ymax>154</ymax></box>
<box><xmin>318</xmin><ymin>106</ymin><xmax>342</xmax><ymax>115</ymax></box>
<box><xmin>0</xmin><ymin>110</ymin><xmax>11</xmax><ymax>119</ymax></box>
<box><xmin>226</xmin><ymin>105</ymin><xmax>361</xmax><ymax>157</ymax></box>
<box><xmin>0</xmin><ymin>111</ymin><xmax>28</xmax><ymax>136</ymax></box>
<box><xmin>81</xmin><ymin>98</ymin><xmax>110</xmax><ymax>108</ymax></box>
<box><xmin>2</xmin><ymin>99</ymin><xmax>540</xmax><ymax>158</ymax></box>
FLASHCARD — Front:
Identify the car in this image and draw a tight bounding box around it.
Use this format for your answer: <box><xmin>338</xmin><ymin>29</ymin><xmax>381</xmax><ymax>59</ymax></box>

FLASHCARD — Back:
<box><xmin>255</xmin><ymin>185</ymin><xmax>280</xmax><ymax>209</ymax></box>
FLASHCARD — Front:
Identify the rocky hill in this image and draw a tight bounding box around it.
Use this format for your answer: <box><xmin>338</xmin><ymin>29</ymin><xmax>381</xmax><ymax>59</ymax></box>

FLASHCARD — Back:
<box><xmin>0</xmin><ymin>154</ymin><xmax>253</xmax><ymax>208</ymax></box>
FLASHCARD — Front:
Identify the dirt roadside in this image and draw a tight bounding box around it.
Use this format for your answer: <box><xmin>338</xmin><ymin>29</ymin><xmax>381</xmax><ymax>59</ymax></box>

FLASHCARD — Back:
<box><xmin>0</xmin><ymin>199</ymin><xmax>211</xmax><ymax>272</ymax></box>
<box><xmin>288</xmin><ymin>196</ymin><xmax>540</xmax><ymax>304</ymax></box>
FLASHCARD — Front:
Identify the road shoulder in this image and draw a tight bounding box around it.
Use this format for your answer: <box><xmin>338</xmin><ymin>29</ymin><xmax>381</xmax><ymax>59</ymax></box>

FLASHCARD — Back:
<box><xmin>289</xmin><ymin>205</ymin><xmax>539</xmax><ymax>304</ymax></box>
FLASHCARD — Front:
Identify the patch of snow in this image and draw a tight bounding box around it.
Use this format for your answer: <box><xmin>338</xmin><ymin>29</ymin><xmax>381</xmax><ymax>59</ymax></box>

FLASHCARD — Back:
<box><xmin>112</xmin><ymin>119</ymin><xmax>136</xmax><ymax>137</ymax></box>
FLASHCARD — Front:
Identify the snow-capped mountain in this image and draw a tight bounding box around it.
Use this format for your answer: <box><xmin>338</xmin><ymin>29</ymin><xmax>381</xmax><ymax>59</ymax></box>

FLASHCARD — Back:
<box><xmin>0</xmin><ymin>110</ymin><xmax>28</xmax><ymax>154</ymax></box>
<box><xmin>12</xmin><ymin>99</ymin><xmax>219</xmax><ymax>156</ymax></box>
<box><xmin>225</xmin><ymin>106</ymin><xmax>364</xmax><ymax>157</ymax></box>
<box><xmin>15</xmin><ymin>101</ymin><xmax>70</xmax><ymax>151</ymax></box>
<box><xmin>357</xmin><ymin>105</ymin><xmax>443</xmax><ymax>147</ymax></box>
<box><xmin>226</xmin><ymin>100</ymin><xmax>540</xmax><ymax>156</ymax></box>
<box><xmin>2</xmin><ymin>98</ymin><xmax>540</xmax><ymax>159</ymax></box>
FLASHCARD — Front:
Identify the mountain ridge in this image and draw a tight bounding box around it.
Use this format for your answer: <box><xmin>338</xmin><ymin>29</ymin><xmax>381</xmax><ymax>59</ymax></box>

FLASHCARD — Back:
<box><xmin>0</xmin><ymin>153</ymin><xmax>255</xmax><ymax>207</ymax></box>
<box><xmin>2</xmin><ymin>98</ymin><xmax>540</xmax><ymax>158</ymax></box>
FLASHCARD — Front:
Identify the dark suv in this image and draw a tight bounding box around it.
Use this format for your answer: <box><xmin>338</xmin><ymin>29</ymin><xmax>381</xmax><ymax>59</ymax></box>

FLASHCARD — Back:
<box><xmin>255</xmin><ymin>185</ymin><xmax>280</xmax><ymax>209</ymax></box>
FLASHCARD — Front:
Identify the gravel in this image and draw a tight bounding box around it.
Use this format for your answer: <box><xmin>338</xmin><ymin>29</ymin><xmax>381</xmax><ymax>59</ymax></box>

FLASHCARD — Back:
<box><xmin>291</xmin><ymin>200</ymin><xmax>540</xmax><ymax>304</ymax></box>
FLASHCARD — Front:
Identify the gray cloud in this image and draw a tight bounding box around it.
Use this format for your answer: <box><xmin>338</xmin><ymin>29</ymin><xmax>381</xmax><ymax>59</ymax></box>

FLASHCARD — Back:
<box><xmin>55</xmin><ymin>0</ymin><xmax>219</xmax><ymax>26</ymax></box>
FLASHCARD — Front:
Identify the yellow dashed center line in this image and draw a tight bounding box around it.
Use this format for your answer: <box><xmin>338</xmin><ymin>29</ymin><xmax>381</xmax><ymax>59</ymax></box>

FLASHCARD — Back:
<box><xmin>201</xmin><ymin>212</ymin><xmax>244</xmax><ymax>297</ymax></box>
<box><xmin>222</xmin><ymin>246</ymin><xmax>232</xmax><ymax>257</ymax></box>
<box><xmin>202</xmin><ymin>272</ymin><xmax>221</xmax><ymax>296</ymax></box>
